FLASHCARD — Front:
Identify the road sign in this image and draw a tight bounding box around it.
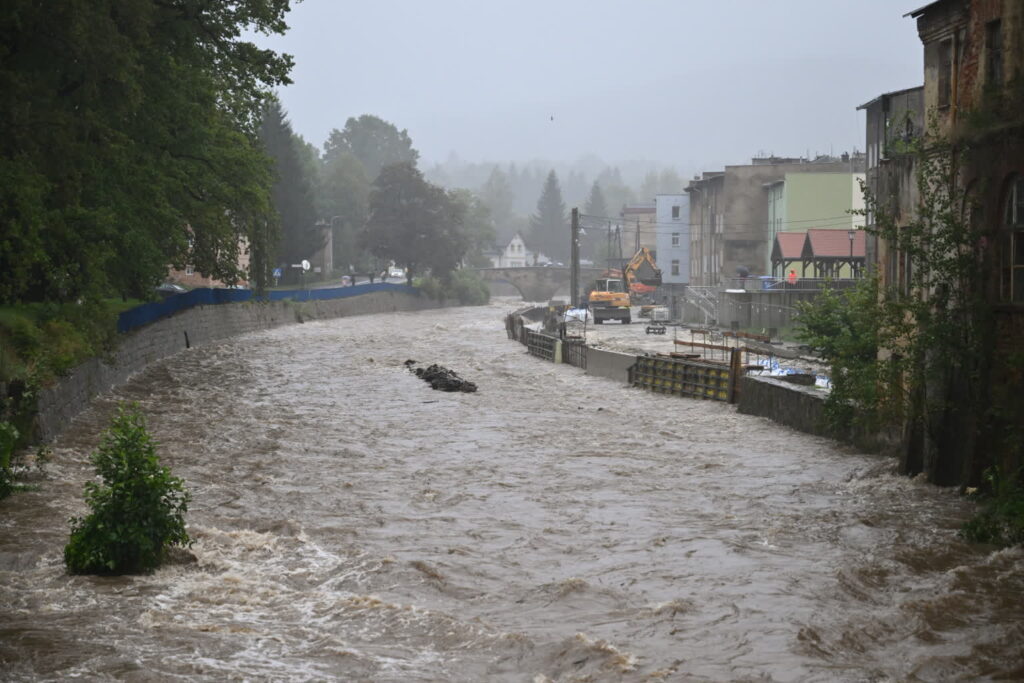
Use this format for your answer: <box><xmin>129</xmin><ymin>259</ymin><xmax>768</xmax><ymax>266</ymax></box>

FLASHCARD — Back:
<box><xmin>301</xmin><ymin>259</ymin><xmax>310</xmax><ymax>272</ymax></box>
<box><xmin>272</xmin><ymin>267</ymin><xmax>282</xmax><ymax>278</ymax></box>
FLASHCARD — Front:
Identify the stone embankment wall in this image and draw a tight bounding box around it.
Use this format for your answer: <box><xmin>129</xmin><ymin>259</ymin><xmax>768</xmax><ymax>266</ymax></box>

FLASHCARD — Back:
<box><xmin>737</xmin><ymin>375</ymin><xmax>832</xmax><ymax>437</ymax></box>
<box><xmin>36</xmin><ymin>290</ymin><xmax>444</xmax><ymax>442</ymax></box>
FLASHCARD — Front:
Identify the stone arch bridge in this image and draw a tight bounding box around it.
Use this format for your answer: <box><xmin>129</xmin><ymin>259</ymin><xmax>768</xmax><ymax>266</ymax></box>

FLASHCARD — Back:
<box><xmin>474</xmin><ymin>266</ymin><xmax>605</xmax><ymax>302</ymax></box>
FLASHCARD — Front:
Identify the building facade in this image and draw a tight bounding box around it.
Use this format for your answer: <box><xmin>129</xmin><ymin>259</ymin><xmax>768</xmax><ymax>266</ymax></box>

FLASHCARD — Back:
<box><xmin>857</xmin><ymin>0</ymin><xmax>1023</xmax><ymax>485</ymax></box>
<box><xmin>489</xmin><ymin>233</ymin><xmax>530</xmax><ymax>268</ymax></box>
<box><xmin>686</xmin><ymin>156</ymin><xmax>865</xmax><ymax>287</ymax></box>
<box><xmin>654</xmin><ymin>194</ymin><xmax>690</xmax><ymax>284</ymax></box>
<box><xmin>764</xmin><ymin>171</ymin><xmax>866</xmax><ymax>275</ymax></box>
<box><xmin>856</xmin><ymin>85</ymin><xmax>925</xmax><ymax>288</ymax></box>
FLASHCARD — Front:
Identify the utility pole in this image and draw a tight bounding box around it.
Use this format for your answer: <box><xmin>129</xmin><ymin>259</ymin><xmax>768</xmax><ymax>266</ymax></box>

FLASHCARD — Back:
<box><xmin>570</xmin><ymin>207</ymin><xmax>580</xmax><ymax>308</ymax></box>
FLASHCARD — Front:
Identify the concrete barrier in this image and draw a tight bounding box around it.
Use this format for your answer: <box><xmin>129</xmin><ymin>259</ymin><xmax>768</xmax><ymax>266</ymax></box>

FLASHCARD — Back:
<box><xmin>585</xmin><ymin>348</ymin><xmax>637</xmax><ymax>383</ymax></box>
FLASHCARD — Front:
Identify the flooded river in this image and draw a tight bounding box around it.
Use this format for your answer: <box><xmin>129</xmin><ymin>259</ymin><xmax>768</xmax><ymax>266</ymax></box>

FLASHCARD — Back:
<box><xmin>2</xmin><ymin>301</ymin><xmax>1022</xmax><ymax>681</ymax></box>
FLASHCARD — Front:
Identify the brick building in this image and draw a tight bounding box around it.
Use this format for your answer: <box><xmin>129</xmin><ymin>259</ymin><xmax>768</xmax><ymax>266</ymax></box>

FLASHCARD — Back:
<box><xmin>862</xmin><ymin>0</ymin><xmax>1023</xmax><ymax>484</ymax></box>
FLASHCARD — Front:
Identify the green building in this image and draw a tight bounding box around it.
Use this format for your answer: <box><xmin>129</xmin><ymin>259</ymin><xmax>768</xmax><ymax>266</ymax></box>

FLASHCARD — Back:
<box><xmin>765</xmin><ymin>172</ymin><xmax>865</xmax><ymax>275</ymax></box>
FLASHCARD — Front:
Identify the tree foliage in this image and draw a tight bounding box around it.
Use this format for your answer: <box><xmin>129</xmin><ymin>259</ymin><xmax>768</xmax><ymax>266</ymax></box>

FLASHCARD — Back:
<box><xmin>584</xmin><ymin>181</ymin><xmax>608</xmax><ymax>219</ymax></box>
<box><xmin>362</xmin><ymin>163</ymin><xmax>469</xmax><ymax>284</ymax></box>
<box><xmin>65</xmin><ymin>404</ymin><xmax>191</xmax><ymax>575</ymax></box>
<box><xmin>795</xmin><ymin>276</ymin><xmax>903</xmax><ymax>433</ymax></box>
<box><xmin>320</xmin><ymin>150</ymin><xmax>372</xmax><ymax>274</ymax></box>
<box><xmin>448</xmin><ymin>189</ymin><xmax>496</xmax><ymax>268</ymax></box>
<box><xmin>530</xmin><ymin>170</ymin><xmax>567</xmax><ymax>261</ymax></box>
<box><xmin>324</xmin><ymin>115</ymin><xmax>419</xmax><ymax>182</ymax></box>
<box><xmin>0</xmin><ymin>0</ymin><xmax>295</xmax><ymax>302</ymax></box>
<box><xmin>260</xmin><ymin>100</ymin><xmax>324</xmax><ymax>273</ymax></box>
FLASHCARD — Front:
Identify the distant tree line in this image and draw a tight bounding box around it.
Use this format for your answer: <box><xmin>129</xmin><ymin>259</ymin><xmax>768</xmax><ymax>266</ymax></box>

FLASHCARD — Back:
<box><xmin>427</xmin><ymin>158</ymin><xmax>686</xmax><ymax>264</ymax></box>
<box><xmin>260</xmin><ymin>106</ymin><xmax>495</xmax><ymax>284</ymax></box>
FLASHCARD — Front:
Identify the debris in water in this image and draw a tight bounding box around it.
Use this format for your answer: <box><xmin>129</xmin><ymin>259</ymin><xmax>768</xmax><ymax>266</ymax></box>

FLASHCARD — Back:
<box><xmin>405</xmin><ymin>361</ymin><xmax>477</xmax><ymax>393</ymax></box>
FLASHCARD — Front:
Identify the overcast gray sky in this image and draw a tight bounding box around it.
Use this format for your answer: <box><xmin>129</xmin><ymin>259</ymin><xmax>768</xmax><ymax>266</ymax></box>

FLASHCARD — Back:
<box><xmin>257</xmin><ymin>1</ymin><xmax>926</xmax><ymax>171</ymax></box>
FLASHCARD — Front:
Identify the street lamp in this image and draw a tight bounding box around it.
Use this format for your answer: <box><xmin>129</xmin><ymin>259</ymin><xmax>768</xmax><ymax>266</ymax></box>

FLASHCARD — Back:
<box><xmin>848</xmin><ymin>229</ymin><xmax>856</xmax><ymax>278</ymax></box>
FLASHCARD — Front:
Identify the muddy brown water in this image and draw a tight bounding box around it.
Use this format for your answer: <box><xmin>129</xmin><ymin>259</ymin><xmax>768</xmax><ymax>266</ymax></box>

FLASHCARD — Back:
<box><xmin>1</xmin><ymin>301</ymin><xmax>1022</xmax><ymax>681</ymax></box>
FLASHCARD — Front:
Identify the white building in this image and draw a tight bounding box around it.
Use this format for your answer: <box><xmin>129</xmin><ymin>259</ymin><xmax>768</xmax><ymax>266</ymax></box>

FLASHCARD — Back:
<box><xmin>655</xmin><ymin>194</ymin><xmax>689</xmax><ymax>284</ymax></box>
<box><xmin>489</xmin><ymin>233</ymin><xmax>529</xmax><ymax>268</ymax></box>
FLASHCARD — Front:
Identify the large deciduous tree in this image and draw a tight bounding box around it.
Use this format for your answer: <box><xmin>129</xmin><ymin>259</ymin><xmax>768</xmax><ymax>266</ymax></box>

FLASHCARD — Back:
<box><xmin>362</xmin><ymin>163</ymin><xmax>468</xmax><ymax>284</ymax></box>
<box><xmin>0</xmin><ymin>0</ymin><xmax>295</xmax><ymax>301</ymax></box>
<box><xmin>323</xmin><ymin>115</ymin><xmax>419</xmax><ymax>183</ymax></box>
<box><xmin>320</xmin><ymin>150</ymin><xmax>371</xmax><ymax>274</ymax></box>
<box><xmin>448</xmin><ymin>189</ymin><xmax>496</xmax><ymax>268</ymax></box>
<box><xmin>530</xmin><ymin>170</ymin><xmax>567</xmax><ymax>261</ymax></box>
<box><xmin>259</xmin><ymin>101</ymin><xmax>324</xmax><ymax>275</ymax></box>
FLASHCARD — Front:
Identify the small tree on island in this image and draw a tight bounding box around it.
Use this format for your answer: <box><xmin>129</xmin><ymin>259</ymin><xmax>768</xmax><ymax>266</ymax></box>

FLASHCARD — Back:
<box><xmin>65</xmin><ymin>405</ymin><xmax>191</xmax><ymax>575</ymax></box>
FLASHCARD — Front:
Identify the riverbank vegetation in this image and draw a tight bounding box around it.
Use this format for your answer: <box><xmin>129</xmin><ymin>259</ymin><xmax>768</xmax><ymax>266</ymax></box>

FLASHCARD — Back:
<box><xmin>961</xmin><ymin>467</ymin><xmax>1024</xmax><ymax>548</ymax></box>
<box><xmin>416</xmin><ymin>270</ymin><xmax>491</xmax><ymax>306</ymax></box>
<box><xmin>64</xmin><ymin>405</ymin><xmax>191</xmax><ymax>574</ymax></box>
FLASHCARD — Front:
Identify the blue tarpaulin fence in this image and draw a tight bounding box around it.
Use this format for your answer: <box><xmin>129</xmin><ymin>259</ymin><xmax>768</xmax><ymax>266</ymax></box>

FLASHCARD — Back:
<box><xmin>117</xmin><ymin>283</ymin><xmax>417</xmax><ymax>334</ymax></box>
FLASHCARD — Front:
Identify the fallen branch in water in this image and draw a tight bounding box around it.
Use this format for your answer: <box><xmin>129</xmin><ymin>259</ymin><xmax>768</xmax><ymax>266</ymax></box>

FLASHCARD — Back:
<box><xmin>404</xmin><ymin>360</ymin><xmax>478</xmax><ymax>393</ymax></box>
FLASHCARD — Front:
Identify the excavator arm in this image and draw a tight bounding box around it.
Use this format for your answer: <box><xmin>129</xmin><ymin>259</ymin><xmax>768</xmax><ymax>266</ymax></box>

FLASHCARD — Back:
<box><xmin>624</xmin><ymin>247</ymin><xmax>662</xmax><ymax>289</ymax></box>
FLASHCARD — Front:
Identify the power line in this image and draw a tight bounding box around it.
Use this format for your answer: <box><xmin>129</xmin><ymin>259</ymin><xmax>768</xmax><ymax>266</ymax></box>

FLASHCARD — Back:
<box><xmin>578</xmin><ymin>212</ymin><xmax>859</xmax><ymax>227</ymax></box>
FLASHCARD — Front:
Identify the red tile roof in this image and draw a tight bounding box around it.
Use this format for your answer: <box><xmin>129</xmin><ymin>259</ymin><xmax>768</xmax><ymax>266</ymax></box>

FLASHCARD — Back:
<box><xmin>772</xmin><ymin>232</ymin><xmax>806</xmax><ymax>260</ymax></box>
<box><xmin>803</xmin><ymin>228</ymin><xmax>865</xmax><ymax>259</ymax></box>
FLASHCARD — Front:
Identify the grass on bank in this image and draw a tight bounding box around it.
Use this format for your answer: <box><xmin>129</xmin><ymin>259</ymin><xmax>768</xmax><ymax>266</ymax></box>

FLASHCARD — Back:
<box><xmin>0</xmin><ymin>298</ymin><xmax>140</xmax><ymax>469</ymax></box>
<box><xmin>0</xmin><ymin>298</ymin><xmax>141</xmax><ymax>384</ymax></box>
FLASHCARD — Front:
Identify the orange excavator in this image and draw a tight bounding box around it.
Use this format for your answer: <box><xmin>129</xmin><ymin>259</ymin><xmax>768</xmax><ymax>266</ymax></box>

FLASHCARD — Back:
<box><xmin>586</xmin><ymin>247</ymin><xmax>662</xmax><ymax>324</ymax></box>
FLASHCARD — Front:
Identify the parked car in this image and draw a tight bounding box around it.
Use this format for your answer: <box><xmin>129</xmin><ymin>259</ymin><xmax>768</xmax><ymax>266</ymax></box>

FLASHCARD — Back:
<box><xmin>388</xmin><ymin>267</ymin><xmax>405</xmax><ymax>279</ymax></box>
<box><xmin>155</xmin><ymin>283</ymin><xmax>187</xmax><ymax>298</ymax></box>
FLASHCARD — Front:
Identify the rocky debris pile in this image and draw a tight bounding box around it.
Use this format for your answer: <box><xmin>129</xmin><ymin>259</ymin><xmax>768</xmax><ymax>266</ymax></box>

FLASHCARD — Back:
<box><xmin>404</xmin><ymin>360</ymin><xmax>478</xmax><ymax>393</ymax></box>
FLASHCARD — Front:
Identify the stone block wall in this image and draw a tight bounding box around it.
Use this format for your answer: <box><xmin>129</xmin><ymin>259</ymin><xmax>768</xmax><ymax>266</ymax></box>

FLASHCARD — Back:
<box><xmin>736</xmin><ymin>375</ymin><xmax>832</xmax><ymax>438</ymax></box>
<box><xmin>35</xmin><ymin>290</ymin><xmax>444</xmax><ymax>442</ymax></box>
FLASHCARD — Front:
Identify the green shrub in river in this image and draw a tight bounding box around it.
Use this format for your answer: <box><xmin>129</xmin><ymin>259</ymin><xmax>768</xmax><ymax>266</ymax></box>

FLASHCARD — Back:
<box><xmin>64</xmin><ymin>404</ymin><xmax>191</xmax><ymax>574</ymax></box>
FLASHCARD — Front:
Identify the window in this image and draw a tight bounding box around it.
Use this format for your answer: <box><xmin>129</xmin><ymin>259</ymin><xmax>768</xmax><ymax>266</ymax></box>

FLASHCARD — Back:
<box><xmin>671</xmin><ymin>205</ymin><xmax>680</xmax><ymax>220</ymax></box>
<box><xmin>986</xmin><ymin>20</ymin><xmax>1003</xmax><ymax>88</ymax></box>
<box><xmin>938</xmin><ymin>39</ymin><xmax>953</xmax><ymax>108</ymax></box>
<box><xmin>671</xmin><ymin>260</ymin><xmax>680</xmax><ymax>276</ymax></box>
<box><xmin>1000</xmin><ymin>176</ymin><xmax>1024</xmax><ymax>302</ymax></box>
<box><xmin>671</xmin><ymin>232</ymin><xmax>680</xmax><ymax>247</ymax></box>
<box><xmin>185</xmin><ymin>265</ymin><xmax>194</xmax><ymax>276</ymax></box>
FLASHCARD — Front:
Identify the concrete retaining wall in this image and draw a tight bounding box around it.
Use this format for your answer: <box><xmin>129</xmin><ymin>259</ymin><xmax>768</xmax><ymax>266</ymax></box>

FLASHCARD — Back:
<box><xmin>585</xmin><ymin>348</ymin><xmax>637</xmax><ymax>383</ymax></box>
<box><xmin>36</xmin><ymin>290</ymin><xmax>444</xmax><ymax>442</ymax></box>
<box><xmin>736</xmin><ymin>374</ymin><xmax>832</xmax><ymax>437</ymax></box>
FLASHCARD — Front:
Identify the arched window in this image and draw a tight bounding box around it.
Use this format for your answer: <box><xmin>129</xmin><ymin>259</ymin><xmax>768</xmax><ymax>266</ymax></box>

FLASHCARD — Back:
<box><xmin>1001</xmin><ymin>175</ymin><xmax>1024</xmax><ymax>302</ymax></box>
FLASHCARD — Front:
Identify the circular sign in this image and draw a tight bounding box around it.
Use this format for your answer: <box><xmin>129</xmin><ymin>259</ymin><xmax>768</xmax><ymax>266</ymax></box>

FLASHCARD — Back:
<box><xmin>301</xmin><ymin>259</ymin><xmax>310</xmax><ymax>271</ymax></box>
